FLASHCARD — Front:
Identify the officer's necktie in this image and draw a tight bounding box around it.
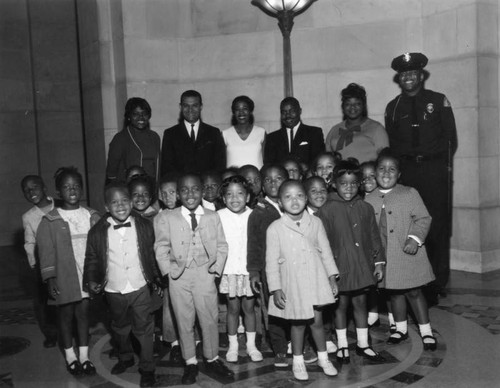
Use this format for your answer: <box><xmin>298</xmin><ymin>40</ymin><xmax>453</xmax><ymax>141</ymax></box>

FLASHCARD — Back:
<box><xmin>378</xmin><ymin>197</ymin><xmax>388</xmax><ymax>252</ymax></box>
<box><xmin>190</xmin><ymin>124</ymin><xmax>195</xmax><ymax>143</ymax></box>
<box><xmin>189</xmin><ymin>211</ymin><xmax>197</xmax><ymax>231</ymax></box>
<box><xmin>410</xmin><ymin>97</ymin><xmax>420</xmax><ymax>149</ymax></box>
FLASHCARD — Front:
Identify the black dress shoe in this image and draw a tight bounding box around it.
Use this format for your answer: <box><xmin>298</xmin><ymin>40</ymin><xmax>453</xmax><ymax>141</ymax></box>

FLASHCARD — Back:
<box><xmin>387</xmin><ymin>331</ymin><xmax>408</xmax><ymax>344</ymax></box>
<box><xmin>111</xmin><ymin>359</ymin><xmax>134</xmax><ymax>375</ymax></box>
<box><xmin>170</xmin><ymin>345</ymin><xmax>183</xmax><ymax>363</ymax></box>
<box><xmin>182</xmin><ymin>364</ymin><xmax>199</xmax><ymax>385</ymax></box>
<box><xmin>336</xmin><ymin>347</ymin><xmax>350</xmax><ymax>364</ymax></box>
<box><xmin>204</xmin><ymin>359</ymin><xmax>234</xmax><ymax>378</ymax></box>
<box><xmin>81</xmin><ymin>360</ymin><xmax>96</xmax><ymax>375</ymax></box>
<box><xmin>66</xmin><ymin>360</ymin><xmax>82</xmax><ymax>376</ymax></box>
<box><xmin>355</xmin><ymin>345</ymin><xmax>385</xmax><ymax>362</ymax></box>
<box><xmin>139</xmin><ymin>370</ymin><xmax>156</xmax><ymax>387</ymax></box>
<box><xmin>422</xmin><ymin>335</ymin><xmax>437</xmax><ymax>351</ymax></box>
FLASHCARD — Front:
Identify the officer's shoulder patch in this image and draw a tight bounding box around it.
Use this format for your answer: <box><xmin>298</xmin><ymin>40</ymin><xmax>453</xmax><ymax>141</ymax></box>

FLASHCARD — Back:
<box><xmin>443</xmin><ymin>96</ymin><xmax>451</xmax><ymax>107</ymax></box>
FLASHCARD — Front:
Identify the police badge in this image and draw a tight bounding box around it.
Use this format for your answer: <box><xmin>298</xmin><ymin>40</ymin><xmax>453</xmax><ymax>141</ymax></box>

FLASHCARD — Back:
<box><xmin>426</xmin><ymin>103</ymin><xmax>434</xmax><ymax>113</ymax></box>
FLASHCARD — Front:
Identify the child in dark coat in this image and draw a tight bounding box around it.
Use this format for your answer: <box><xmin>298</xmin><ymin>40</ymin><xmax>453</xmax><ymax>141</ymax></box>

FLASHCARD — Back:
<box><xmin>83</xmin><ymin>182</ymin><xmax>163</xmax><ymax>388</ymax></box>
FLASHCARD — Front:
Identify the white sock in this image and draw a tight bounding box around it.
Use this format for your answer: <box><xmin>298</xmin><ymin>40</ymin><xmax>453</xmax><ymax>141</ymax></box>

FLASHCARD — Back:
<box><xmin>419</xmin><ymin>323</ymin><xmax>433</xmax><ymax>342</ymax></box>
<box><xmin>293</xmin><ymin>354</ymin><xmax>304</xmax><ymax>363</ymax></box>
<box><xmin>186</xmin><ymin>356</ymin><xmax>198</xmax><ymax>365</ymax></box>
<box><xmin>317</xmin><ymin>350</ymin><xmax>328</xmax><ymax>362</ymax></box>
<box><xmin>228</xmin><ymin>334</ymin><xmax>238</xmax><ymax>351</ymax></box>
<box><xmin>356</xmin><ymin>328</ymin><xmax>369</xmax><ymax>348</ymax></box>
<box><xmin>207</xmin><ymin>355</ymin><xmax>219</xmax><ymax>362</ymax></box>
<box><xmin>335</xmin><ymin>328</ymin><xmax>348</xmax><ymax>349</ymax></box>
<box><xmin>246</xmin><ymin>331</ymin><xmax>257</xmax><ymax>350</ymax></box>
<box><xmin>195</xmin><ymin>340</ymin><xmax>201</xmax><ymax>346</ymax></box>
<box><xmin>79</xmin><ymin>346</ymin><xmax>89</xmax><ymax>362</ymax></box>
<box><xmin>368</xmin><ymin>312</ymin><xmax>379</xmax><ymax>326</ymax></box>
<box><xmin>171</xmin><ymin>340</ymin><xmax>179</xmax><ymax>347</ymax></box>
<box><xmin>64</xmin><ymin>347</ymin><xmax>77</xmax><ymax>363</ymax></box>
<box><xmin>395</xmin><ymin>320</ymin><xmax>408</xmax><ymax>334</ymax></box>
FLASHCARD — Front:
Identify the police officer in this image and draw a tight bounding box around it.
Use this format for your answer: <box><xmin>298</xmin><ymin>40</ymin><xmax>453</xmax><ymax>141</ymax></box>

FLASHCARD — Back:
<box><xmin>385</xmin><ymin>52</ymin><xmax>458</xmax><ymax>304</ymax></box>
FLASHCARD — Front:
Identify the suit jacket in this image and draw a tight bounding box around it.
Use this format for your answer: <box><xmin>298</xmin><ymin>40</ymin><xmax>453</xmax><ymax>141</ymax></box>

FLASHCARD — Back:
<box><xmin>264</xmin><ymin>122</ymin><xmax>325</xmax><ymax>165</ymax></box>
<box><xmin>154</xmin><ymin>207</ymin><xmax>228</xmax><ymax>280</ymax></box>
<box><xmin>161</xmin><ymin>121</ymin><xmax>226</xmax><ymax>175</ymax></box>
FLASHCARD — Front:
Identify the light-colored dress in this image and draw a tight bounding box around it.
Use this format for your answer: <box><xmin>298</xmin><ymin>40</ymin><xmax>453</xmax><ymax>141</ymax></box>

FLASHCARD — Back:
<box><xmin>265</xmin><ymin>211</ymin><xmax>339</xmax><ymax>320</ymax></box>
<box><xmin>58</xmin><ymin>208</ymin><xmax>91</xmax><ymax>298</ymax></box>
<box><xmin>218</xmin><ymin>207</ymin><xmax>253</xmax><ymax>297</ymax></box>
<box><xmin>223</xmin><ymin>125</ymin><xmax>266</xmax><ymax>169</ymax></box>
<box><xmin>325</xmin><ymin>118</ymin><xmax>388</xmax><ymax>163</ymax></box>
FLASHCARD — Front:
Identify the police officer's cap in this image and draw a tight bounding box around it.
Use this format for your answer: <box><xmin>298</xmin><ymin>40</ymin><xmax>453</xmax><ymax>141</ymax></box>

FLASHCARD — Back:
<box><xmin>391</xmin><ymin>52</ymin><xmax>428</xmax><ymax>72</ymax></box>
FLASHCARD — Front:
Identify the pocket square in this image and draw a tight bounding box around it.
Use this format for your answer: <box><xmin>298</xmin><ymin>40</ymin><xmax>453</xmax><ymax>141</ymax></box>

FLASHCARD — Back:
<box><xmin>299</xmin><ymin>141</ymin><xmax>309</xmax><ymax>146</ymax></box>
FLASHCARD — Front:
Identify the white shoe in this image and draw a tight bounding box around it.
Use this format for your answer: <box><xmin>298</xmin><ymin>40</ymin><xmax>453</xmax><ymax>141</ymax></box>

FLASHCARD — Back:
<box><xmin>292</xmin><ymin>359</ymin><xmax>308</xmax><ymax>381</ymax></box>
<box><xmin>226</xmin><ymin>348</ymin><xmax>238</xmax><ymax>363</ymax></box>
<box><xmin>318</xmin><ymin>358</ymin><xmax>338</xmax><ymax>376</ymax></box>
<box><xmin>247</xmin><ymin>348</ymin><xmax>263</xmax><ymax>362</ymax></box>
<box><xmin>326</xmin><ymin>340</ymin><xmax>337</xmax><ymax>354</ymax></box>
<box><xmin>287</xmin><ymin>341</ymin><xmax>292</xmax><ymax>354</ymax></box>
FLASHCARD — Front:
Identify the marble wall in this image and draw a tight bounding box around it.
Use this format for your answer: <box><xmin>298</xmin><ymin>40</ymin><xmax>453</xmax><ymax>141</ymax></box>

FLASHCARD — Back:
<box><xmin>2</xmin><ymin>0</ymin><xmax>499</xmax><ymax>273</ymax></box>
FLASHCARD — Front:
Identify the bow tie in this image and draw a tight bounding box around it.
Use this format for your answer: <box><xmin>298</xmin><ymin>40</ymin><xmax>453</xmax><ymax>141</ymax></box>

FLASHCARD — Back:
<box><xmin>336</xmin><ymin>125</ymin><xmax>361</xmax><ymax>151</ymax></box>
<box><xmin>114</xmin><ymin>222</ymin><xmax>131</xmax><ymax>230</ymax></box>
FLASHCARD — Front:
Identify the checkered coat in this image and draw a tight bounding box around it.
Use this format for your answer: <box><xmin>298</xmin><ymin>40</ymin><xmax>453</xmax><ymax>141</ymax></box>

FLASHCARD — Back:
<box><xmin>364</xmin><ymin>185</ymin><xmax>435</xmax><ymax>289</ymax></box>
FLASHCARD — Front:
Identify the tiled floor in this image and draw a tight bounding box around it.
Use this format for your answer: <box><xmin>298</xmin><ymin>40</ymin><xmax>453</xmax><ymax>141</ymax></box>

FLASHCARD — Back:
<box><xmin>1</xmin><ymin>245</ymin><xmax>499</xmax><ymax>387</ymax></box>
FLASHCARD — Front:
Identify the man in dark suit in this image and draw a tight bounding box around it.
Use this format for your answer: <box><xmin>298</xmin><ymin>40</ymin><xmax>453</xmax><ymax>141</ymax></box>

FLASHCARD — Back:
<box><xmin>161</xmin><ymin>90</ymin><xmax>226</xmax><ymax>175</ymax></box>
<box><xmin>264</xmin><ymin>97</ymin><xmax>325</xmax><ymax>166</ymax></box>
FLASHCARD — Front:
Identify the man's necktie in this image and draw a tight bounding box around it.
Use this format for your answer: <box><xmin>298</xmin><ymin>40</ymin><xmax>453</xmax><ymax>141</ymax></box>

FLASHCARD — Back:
<box><xmin>189</xmin><ymin>211</ymin><xmax>197</xmax><ymax>231</ymax></box>
<box><xmin>190</xmin><ymin>124</ymin><xmax>195</xmax><ymax>143</ymax></box>
<box><xmin>336</xmin><ymin>125</ymin><xmax>361</xmax><ymax>151</ymax></box>
<box><xmin>289</xmin><ymin>127</ymin><xmax>294</xmax><ymax>152</ymax></box>
<box><xmin>114</xmin><ymin>222</ymin><xmax>131</xmax><ymax>230</ymax></box>
<box><xmin>410</xmin><ymin>97</ymin><xmax>420</xmax><ymax>148</ymax></box>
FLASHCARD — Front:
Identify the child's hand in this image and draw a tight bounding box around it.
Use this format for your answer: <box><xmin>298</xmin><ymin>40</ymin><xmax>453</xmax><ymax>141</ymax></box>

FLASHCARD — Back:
<box><xmin>88</xmin><ymin>281</ymin><xmax>102</xmax><ymax>294</ymax></box>
<box><xmin>403</xmin><ymin>238</ymin><xmax>419</xmax><ymax>255</ymax></box>
<box><xmin>250</xmin><ymin>274</ymin><xmax>261</xmax><ymax>294</ymax></box>
<box><xmin>47</xmin><ymin>278</ymin><xmax>59</xmax><ymax>299</ymax></box>
<box><xmin>273</xmin><ymin>289</ymin><xmax>286</xmax><ymax>309</ymax></box>
<box><xmin>329</xmin><ymin>276</ymin><xmax>339</xmax><ymax>297</ymax></box>
<box><xmin>373</xmin><ymin>264</ymin><xmax>384</xmax><ymax>282</ymax></box>
<box><xmin>152</xmin><ymin>283</ymin><xmax>164</xmax><ymax>297</ymax></box>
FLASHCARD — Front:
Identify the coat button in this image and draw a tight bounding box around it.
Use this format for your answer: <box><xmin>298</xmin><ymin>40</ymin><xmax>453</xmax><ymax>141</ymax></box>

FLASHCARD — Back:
<box><xmin>388</xmin><ymin>211</ymin><xmax>392</xmax><ymax>214</ymax></box>
<box><xmin>390</xmin><ymin>229</ymin><xmax>394</xmax><ymax>233</ymax></box>
<box><xmin>355</xmin><ymin>242</ymin><xmax>359</xmax><ymax>247</ymax></box>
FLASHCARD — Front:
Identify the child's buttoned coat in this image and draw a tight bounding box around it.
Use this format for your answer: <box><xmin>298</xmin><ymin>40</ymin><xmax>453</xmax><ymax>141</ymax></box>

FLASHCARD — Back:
<box><xmin>365</xmin><ymin>184</ymin><xmax>435</xmax><ymax>289</ymax></box>
<box><xmin>266</xmin><ymin>211</ymin><xmax>339</xmax><ymax>320</ymax></box>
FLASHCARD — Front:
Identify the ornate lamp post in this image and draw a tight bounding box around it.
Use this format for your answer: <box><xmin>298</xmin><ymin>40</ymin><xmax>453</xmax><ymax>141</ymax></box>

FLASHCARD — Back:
<box><xmin>251</xmin><ymin>0</ymin><xmax>317</xmax><ymax>97</ymax></box>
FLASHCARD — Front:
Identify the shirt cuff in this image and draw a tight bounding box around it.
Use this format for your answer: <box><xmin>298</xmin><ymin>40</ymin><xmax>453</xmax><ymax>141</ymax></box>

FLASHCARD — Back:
<box><xmin>408</xmin><ymin>235</ymin><xmax>423</xmax><ymax>246</ymax></box>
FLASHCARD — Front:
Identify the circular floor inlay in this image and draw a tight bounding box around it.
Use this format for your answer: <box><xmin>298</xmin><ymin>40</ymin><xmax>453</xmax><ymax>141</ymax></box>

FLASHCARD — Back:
<box><xmin>90</xmin><ymin>321</ymin><xmax>446</xmax><ymax>388</ymax></box>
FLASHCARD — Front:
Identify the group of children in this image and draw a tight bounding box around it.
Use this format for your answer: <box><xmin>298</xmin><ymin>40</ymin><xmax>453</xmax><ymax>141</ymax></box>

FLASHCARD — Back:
<box><xmin>21</xmin><ymin>147</ymin><xmax>438</xmax><ymax>386</ymax></box>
